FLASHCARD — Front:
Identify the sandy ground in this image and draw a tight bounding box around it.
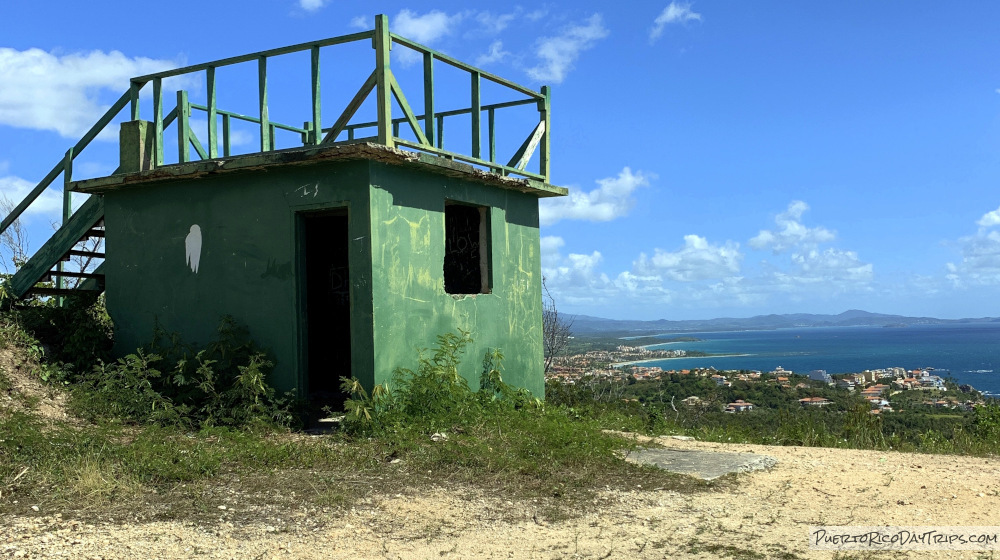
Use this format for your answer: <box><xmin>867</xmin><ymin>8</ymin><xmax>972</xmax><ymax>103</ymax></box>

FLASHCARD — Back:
<box><xmin>3</xmin><ymin>435</ymin><xmax>1000</xmax><ymax>559</ymax></box>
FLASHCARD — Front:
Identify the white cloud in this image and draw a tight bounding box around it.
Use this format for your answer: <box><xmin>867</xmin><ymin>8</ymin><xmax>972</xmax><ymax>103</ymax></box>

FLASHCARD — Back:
<box><xmin>0</xmin><ymin>48</ymin><xmax>183</xmax><ymax>138</ymax></box>
<box><xmin>948</xmin><ymin>230</ymin><xmax>1000</xmax><ymax>286</ymax></box>
<box><xmin>393</xmin><ymin>9</ymin><xmax>462</xmax><ymax>44</ymax></box>
<box><xmin>635</xmin><ymin>235</ymin><xmax>743</xmax><ymax>281</ymax></box>
<box><xmin>789</xmin><ymin>248</ymin><xmax>873</xmax><ymax>283</ymax></box>
<box><xmin>977</xmin><ymin>205</ymin><xmax>1000</xmax><ymax>228</ymax></box>
<box><xmin>391</xmin><ymin>9</ymin><xmax>463</xmax><ymax>65</ymax></box>
<box><xmin>539</xmin><ymin>167</ymin><xmax>649</xmax><ymax>226</ymax></box>
<box><xmin>298</xmin><ymin>0</ymin><xmax>327</xmax><ymax>12</ymax></box>
<box><xmin>349</xmin><ymin>15</ymin><xmax>368</xmax><ymax>30</ymax></box>
<box><xmin>476</xmin><ymin>11</ymin><xmax>517</xmax><ymax>34</ymax></box>
<box><xmin>749</xmin><ymin>200</ymin><xmax>836</xmax><ymax>253</ymax></box>
<box><xmin>540</xmin><ymin>235</ymin><xmax>565</xmax><ymax>258</ymax></box>
<box><xmin>650</xmin><ymin>2</ymin><xmax>702</xmax><ymax>41</ymax></box>
<box><xmin>476</xmin><ymin>41</ymin><xmax>510</xmax><ymax>66</ymax></box>
<box><xmin>0</xmin><ymin>176</ymin><xmax>62</xmax><ymax>217</ymax></box>
<box><xmin>525</xmin><ymin>9</ymin><xmax>548</xmax><ymax>22</ymax></box>
<box><xmin>526</xmin><ymin>14</ymin><xmax>609</xmax><ymax>84</ymax></box>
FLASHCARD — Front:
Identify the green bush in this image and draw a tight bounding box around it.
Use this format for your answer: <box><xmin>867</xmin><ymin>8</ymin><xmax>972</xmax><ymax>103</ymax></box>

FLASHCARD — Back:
<box><xmin>71</xmin><ymin>317</ymin><xmax>297</xmax><ymax>429</ymax></box>
<box><xmin>9</xmin><ymin>293</ymin><xmax>113</xmax><ymax>378</ymax></box>
<box><xmin>340</xmin><ymin>330</ymin><xmax>534</xmax><ymax>435</ymax></box>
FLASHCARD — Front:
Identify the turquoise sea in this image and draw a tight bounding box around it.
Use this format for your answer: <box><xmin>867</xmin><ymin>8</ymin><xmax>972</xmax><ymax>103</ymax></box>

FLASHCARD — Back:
<box><xmin>637</xmin><ymin>323</ymin><xmax>1000</xmax><ymax>396</ymax></box>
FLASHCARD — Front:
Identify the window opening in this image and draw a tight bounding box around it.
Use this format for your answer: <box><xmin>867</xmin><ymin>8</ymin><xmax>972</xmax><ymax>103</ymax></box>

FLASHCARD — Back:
<box><xmin>444</xmin><ymin>203</ymin><xmax>491</xmax><ymax>294</ymax></box>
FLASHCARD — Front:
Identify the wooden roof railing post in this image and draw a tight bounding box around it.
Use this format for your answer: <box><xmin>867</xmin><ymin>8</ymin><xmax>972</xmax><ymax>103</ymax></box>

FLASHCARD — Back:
<box><xmin>471</xmin><ymin>71</ymin><xmax>481</xmax><ymax>159</ymax></box>
<box><xmin>129</xmin><ymin>80</ymin><xmax>141</xmax><ymax>121</ymax></box>
<box><xmin>310</xmin><ymin>45</ymin><xmax>322</xmax><ymax>145</ymax></box>
<box><xmin>207</xmin><ymin>66</ymin><xmax>218</xmax><ymax>158</ymax></box>
<box><xmin>258</xmin><ymin>56</ymin><xmax>270</xmax><ymax>152</ymax></box>
<box><xmin>540</xmin><ymin>85</ymin><xmax>551</xmax><ymax>181</ymax></box>
<box><xmin>177</xmin><ymin>90</ymin><xmax>191</xmax><ymax>163</ymax></box>
<box><xmin>423</xmin><ymin>52</ymin><xmax>435</xmax><ymax>146</ymax></box>
<box><xmin>153</xmin><ymin>77</ymin><xmax>164</xmax><ymax>167</ymax></box>
<box><xmin>374</xmin><ymin>14</ymin><xmax>393</xmax><ymax>148</ymax></box>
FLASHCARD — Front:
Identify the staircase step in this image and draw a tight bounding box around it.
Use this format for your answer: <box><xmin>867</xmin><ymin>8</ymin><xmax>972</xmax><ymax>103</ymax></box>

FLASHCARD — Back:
<box><xmin>64</xmin><ymin>249</ymin><xmax>106</xmax><ymax>259</ymax></box>
<box><xmin>82</xmin><ymin>229</ymin><xmax>105</xmax><ymax>239</ymax></box>
<box><xmin>27</xmin><ymin>287</ymin><xmax>103</xmax><ymax>297</ymax></box>
<box><xmin>46</xmin><ymin>270</ymin><xmax>104</xmax><ymax>281</ymax></box>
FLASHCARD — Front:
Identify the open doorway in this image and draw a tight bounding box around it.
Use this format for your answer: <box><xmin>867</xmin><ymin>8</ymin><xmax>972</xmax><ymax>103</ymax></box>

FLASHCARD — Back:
<box><xmin>301</xmin><ymin>210</ymin><xmax>351</xmax><ymax>417</ymax></box>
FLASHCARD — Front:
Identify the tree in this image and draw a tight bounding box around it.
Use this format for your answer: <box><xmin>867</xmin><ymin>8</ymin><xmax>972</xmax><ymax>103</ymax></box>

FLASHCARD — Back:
<box><xmin>542</xmin><ymin>277</ymin><xmax>573</xmax><ymax>376</ymax></box>
<box><xmin>0</xmin><ymin>194</ymin><xmax>29</xmax><ymax>274</ymax></box>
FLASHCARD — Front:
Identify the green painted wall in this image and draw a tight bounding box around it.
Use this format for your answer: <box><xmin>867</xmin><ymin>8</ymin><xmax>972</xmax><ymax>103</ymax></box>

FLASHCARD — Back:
<box><xmin>368</xmin><ymin>162</ymin><xmax>544</xmax><ymax>396</ymax></box>
<box><xmin>102</xmin><ymin>158</ymin><xmax>544</xmax><ymax>400</ymax></box>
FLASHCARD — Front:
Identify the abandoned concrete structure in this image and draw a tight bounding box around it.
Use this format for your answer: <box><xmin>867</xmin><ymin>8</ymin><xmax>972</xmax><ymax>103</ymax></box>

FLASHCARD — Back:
<box><xmin>1</xmin><ymin>15</ymin><xmax>566</xmax><ymax>409</ymax></box>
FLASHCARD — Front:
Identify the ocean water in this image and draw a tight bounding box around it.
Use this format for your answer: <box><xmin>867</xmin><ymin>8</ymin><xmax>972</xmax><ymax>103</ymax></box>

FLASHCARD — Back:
<box><xmin>638</xmin><ymin>323</ymin><xmax>1000</xmax><ymax>395</ymax></box>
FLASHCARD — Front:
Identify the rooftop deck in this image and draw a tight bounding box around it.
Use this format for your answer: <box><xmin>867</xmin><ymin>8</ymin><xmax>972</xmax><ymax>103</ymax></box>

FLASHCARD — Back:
<box><xmin>0</xmin><ymin>14</ymin><xmax>561</xmax><ymax>302</ymax></box>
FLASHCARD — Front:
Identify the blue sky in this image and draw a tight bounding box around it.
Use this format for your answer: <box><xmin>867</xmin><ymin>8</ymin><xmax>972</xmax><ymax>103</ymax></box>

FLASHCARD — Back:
<box><xmin>3</xmin><ymin>1</ymin><xmax>1000</xmax><ymax>320</ymax></box>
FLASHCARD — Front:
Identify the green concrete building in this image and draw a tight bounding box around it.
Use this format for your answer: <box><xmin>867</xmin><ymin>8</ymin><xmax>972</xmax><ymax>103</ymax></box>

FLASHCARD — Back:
<box><xmin>1</xmin><ymin>16</ymin><xmax>566</xmax><ymax>410</ymax></box>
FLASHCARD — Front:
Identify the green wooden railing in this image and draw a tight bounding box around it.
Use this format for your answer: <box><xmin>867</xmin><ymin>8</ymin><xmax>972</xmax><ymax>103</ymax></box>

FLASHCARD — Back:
<box><xmin>0</xmin><ymin>14</ymin><xmax>550</xmax><ymax>299</ymax></box>
<box><xmin>128</xmin><ymin>14</ymin><xmax>549</xmax><ymax>180</ymax></box>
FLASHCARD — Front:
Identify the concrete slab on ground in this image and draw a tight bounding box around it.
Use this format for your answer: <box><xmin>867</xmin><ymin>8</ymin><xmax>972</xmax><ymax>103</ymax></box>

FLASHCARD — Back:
<box><xmin>625</xmin><ymin>447</ymin><xmax>777</xmax><ymax>480</ymax></box>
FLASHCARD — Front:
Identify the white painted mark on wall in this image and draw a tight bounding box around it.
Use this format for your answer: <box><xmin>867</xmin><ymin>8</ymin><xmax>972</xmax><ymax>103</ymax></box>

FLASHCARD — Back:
<box><xmin>296</xmin><ymin>183</ymin><xmax>320</xmax><ymax>198</ymax></box>
<box><xmin>185</xmin><ymin>224</ymin><xmax>202</xmax><ymax>273</ymax></box>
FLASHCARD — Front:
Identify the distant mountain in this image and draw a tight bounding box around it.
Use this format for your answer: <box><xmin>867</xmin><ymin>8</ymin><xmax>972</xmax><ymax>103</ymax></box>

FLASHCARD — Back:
<box><xmin>568</xmin><ymin>310</ymin><xmax>1000</xmax><ymax>335</ymax></box>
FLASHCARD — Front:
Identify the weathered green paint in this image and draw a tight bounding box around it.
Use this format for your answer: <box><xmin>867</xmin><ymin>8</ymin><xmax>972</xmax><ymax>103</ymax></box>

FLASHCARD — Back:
<box><xmin>7</xmin><ymin>196</ymin><xmax>104</xmax><ymax>299</ymax></box>
<box><xmin>540</xmin><ymin>86</ymin><xmax>551</xmax><ymax>180</ymax></box>
<box><xmin>207</xmin><ymin>67</ymin><xmax>218</xmax><ymax>158</ymax></box>
<box><xmin>102</xmin><ymin>160</ymin><xmax>373</xmax><ymax>395</ymax></box>
<box><xmin>471</xmin><ymin>71</ymin><xmax>481</xmax><ymax>159</ymax></box>
<box><xmin>177</xmin><ymin>90</ymin><xmax>191</xmax><ymax>163</ymax></box>
<box><xmin>153</xmin><ymin>78</ymin><xmax>164</xmax><ymax>167</ymax></box>
<box><xmin>423</xmin><ymin>52</ymin><xmax>435</xmax><ymax>145</ymax></box>
<box><xmin>310</xmin><ymin>46</ymin><xmax>321</xmax><ymax>146</ymax></box>
<box><xmin>258</xmin><ymin>56</ymin><xmax>270</xmax><ymax>152</ymax></box>
<box><xmin>119</xmin><ymin>120</ymin><xmax>154</xmax><ymax>174</ymax></box>
<box><xmin>373</xmin><ymin>15</ymin><xmax>393</xmax><ymax>148</ymax></box>
<box><xmin>388</xmin><ymin>73</ymin><xmax>429</xmax><ymax>146</ymax></box>
<box><xmin>97</xmin><ymin>155</ymin><xmax>546</xmax><ymax>398</ymax></box>
<box><xmin>322</xmin><ymin>70</ymin><xmax>376</xmax><ymax>144</ymax></box>
<box><xmin>367</xmin><ymin>163</ymin><xmax>544</xmax><ymax>395</ymax></box>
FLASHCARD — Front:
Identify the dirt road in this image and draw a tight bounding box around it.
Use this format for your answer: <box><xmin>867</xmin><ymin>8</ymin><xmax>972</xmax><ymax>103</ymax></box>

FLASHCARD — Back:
<box><xmin>4</xmin><ymin>435</ymin><xmax>1000</xmax><ymax>559</ymax></box>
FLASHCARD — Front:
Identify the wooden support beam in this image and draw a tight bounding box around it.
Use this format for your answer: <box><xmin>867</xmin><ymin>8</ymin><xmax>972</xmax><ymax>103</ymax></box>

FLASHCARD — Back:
<box><xmin>506</xmin><ymin>121</ymin><xmax>546</xmax><ymax>172</ymax></box>
<box><xmin>321</xmin><ymin>70</ymin><xmax>376</xmax><ymax>144</ymax></box>
<box><xmin>388</xmin><ymin>74</ymin><xmax>430</xmax><ymax>146</ymax></box>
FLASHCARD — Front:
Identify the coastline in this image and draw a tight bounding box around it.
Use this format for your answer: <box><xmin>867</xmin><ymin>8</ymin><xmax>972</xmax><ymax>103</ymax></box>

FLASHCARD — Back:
<box><xmin>613</xmin><ymin>353</ymin><xmax>751</xmax><ymax>367</ymax></box>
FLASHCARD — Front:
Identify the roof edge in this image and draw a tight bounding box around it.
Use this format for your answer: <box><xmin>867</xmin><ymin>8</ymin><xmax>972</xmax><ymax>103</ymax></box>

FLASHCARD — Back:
<box><xmin>71</xmin><ymin>143</ymin><xmax>568</xmax><ymax>198</ymax></box>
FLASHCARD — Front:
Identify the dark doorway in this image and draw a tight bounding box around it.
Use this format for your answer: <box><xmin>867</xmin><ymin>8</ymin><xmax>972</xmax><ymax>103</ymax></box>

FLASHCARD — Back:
<box><xmin>302</xmin><ymin>210</ymin><xmax>351</xmax><ymax>416</ymax></box>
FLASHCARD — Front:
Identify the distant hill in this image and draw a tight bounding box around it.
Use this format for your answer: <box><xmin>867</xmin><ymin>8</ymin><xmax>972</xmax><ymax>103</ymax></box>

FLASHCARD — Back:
<box><xmin>568</xmin><ymin>309</ymin><xmax>1000</xmax><ymax>335</ymax></box>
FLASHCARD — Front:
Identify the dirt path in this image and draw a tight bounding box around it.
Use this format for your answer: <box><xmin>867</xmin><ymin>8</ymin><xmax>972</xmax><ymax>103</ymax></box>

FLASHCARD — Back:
<box><xmin>4</xmin><ymin>436</ymin><xmax>1000</xmax><ymax>559</ymax></box>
